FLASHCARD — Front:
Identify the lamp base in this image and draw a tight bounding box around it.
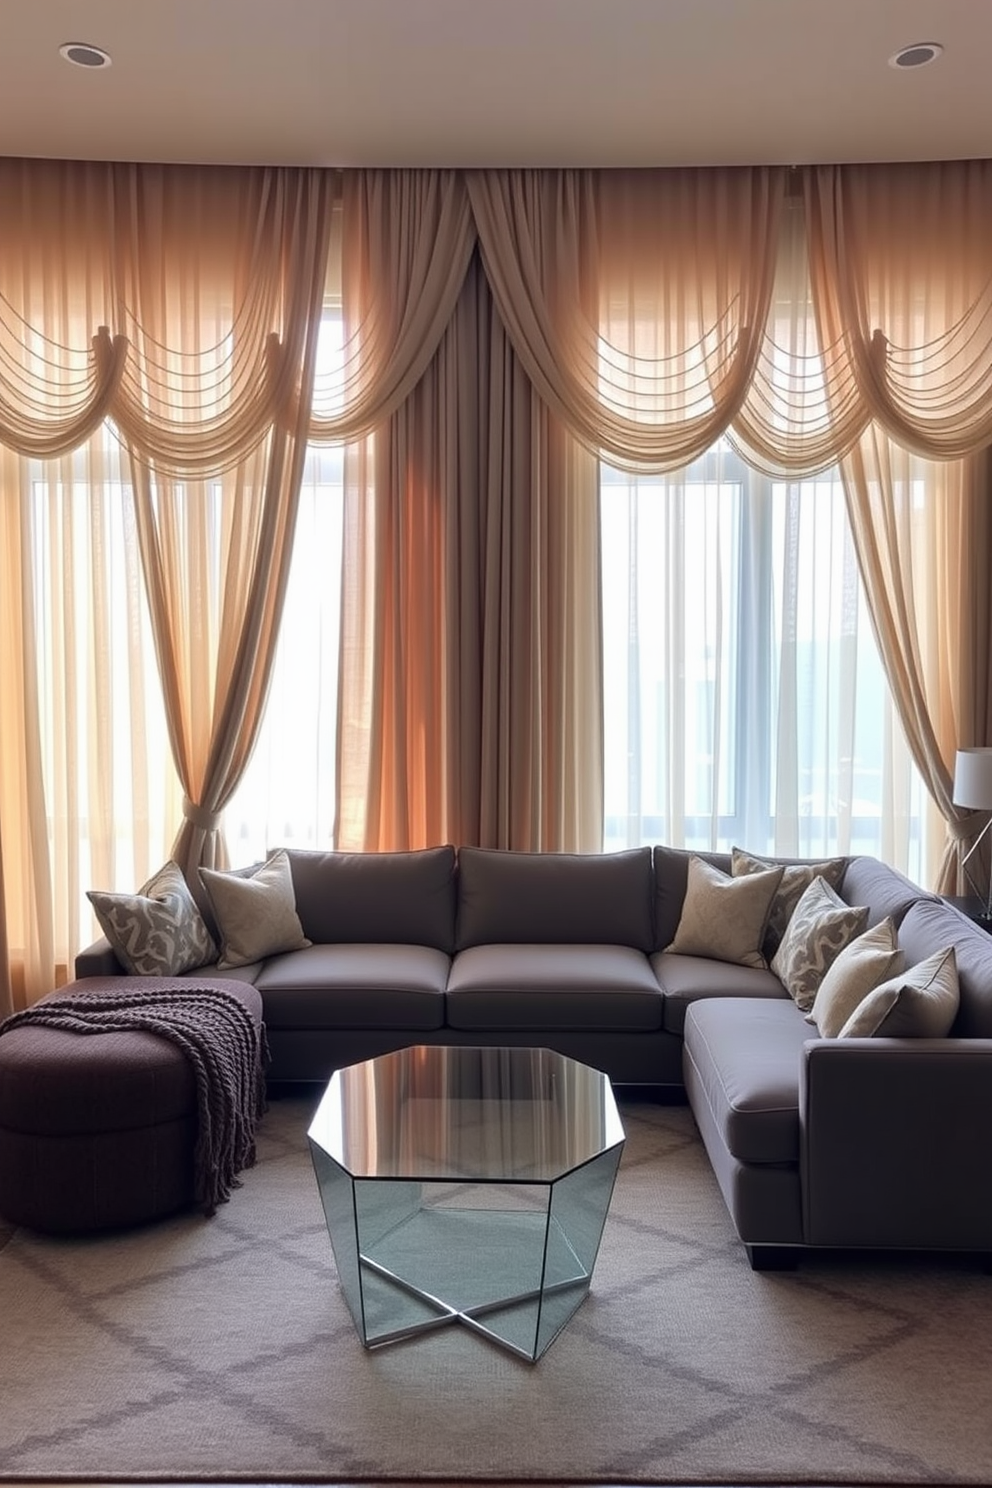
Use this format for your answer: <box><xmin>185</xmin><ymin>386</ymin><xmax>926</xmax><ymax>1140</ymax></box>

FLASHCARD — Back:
<box><xmin>942</xmin><ymin>894</ymin><xmax>992</xmax><ymax>933</ymax></box>
<box><xmin>960</xmin><ymin>818</ymin><xmax>992</xmax><ymax>922</ymax></box>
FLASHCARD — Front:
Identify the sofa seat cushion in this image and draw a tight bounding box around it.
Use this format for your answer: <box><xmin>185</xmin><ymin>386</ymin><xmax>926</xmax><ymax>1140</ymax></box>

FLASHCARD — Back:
<box><xmin>254</xmin><ymin>944</ymin><xmax>448</xmax><ymax>1030</ymax></box>
<box><xmin>682</xmin><ymin>998</ymin><xmax>812</xmax><ymax>1165</ymax></box>
<box><xmin>651</xmin><ymin>951</ymin><xmax>786</xmax><ymax>1036</ymax></box>
<box><xmin>182</xmin><ymin>959</ymin><xmax>266</xmax><ymax>984</ymax></box>
<box><xmin>445</xmin><ymin>944</ymin><xmax>664</xmax><ymax>1031</ymax></box>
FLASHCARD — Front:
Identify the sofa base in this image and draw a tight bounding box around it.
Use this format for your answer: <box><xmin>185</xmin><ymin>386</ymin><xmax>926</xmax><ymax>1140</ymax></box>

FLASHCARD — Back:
<box><xmin>264</xmin><ymin>1024</ymin><xmax>685</xmax><ymax>1087</ymax></box>
<box><xmin>746</xmin><ymin>1244</ymin><xmax>801</xmax><ymax>1271</ymax></box>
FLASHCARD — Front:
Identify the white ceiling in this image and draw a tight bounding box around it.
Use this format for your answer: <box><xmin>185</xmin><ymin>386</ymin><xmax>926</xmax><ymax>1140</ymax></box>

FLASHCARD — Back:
<box><xmin>2</xmin><ymin>0</ymin><xmax>991</xmax><ymax>170</ymax></box>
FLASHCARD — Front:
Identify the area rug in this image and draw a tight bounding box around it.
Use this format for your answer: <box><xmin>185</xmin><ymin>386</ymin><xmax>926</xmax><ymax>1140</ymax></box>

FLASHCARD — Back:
<box><xmin>1</xmin><ymin>1092</ymin><xmax>991</xmax><ymax>1484</ymax></box>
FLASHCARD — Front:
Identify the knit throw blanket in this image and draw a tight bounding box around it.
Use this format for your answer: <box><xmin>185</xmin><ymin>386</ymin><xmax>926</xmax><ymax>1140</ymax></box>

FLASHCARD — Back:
<box><xmin>0</xmin><ymin>981</ymin><xmax>269</xmax><ymax>1216</ymax></box>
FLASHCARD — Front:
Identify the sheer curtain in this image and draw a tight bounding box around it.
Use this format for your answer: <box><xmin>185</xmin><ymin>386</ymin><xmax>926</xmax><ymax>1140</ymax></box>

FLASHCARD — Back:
<box><xmin>594</xmin><ymin>169</ymin><xmax>992</xmax><ymax>886</ymax></box>
<box><xmin>805</xmin><ymin>161</ymin><xmax>992</xmax><ymax>889</ymax></box>
<box><xmin>0</xmin><ymin>160</ymin><xmax>333</xmax><ymax>1009</ymax></box>
<box><xmin>0</xmin><ymin>163</ymin><xmax>152</xmax><ymax>1014</ymax></box>
<box><xmin>114</xmin><ymin>165</ymin><xmax>333</xmax><ymax>883</ymax></box>
<box><xmin>468</xmin><ymin>167</ymin><xmax>785</xmax><ymax>471</ymax></box>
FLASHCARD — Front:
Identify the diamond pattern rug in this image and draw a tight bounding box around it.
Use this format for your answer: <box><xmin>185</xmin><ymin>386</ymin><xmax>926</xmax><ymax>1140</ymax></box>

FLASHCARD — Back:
<box><xmin>1</xmin><ymin>1093</ymin><xmax>990</xmax><ymax>1483</ymax></box>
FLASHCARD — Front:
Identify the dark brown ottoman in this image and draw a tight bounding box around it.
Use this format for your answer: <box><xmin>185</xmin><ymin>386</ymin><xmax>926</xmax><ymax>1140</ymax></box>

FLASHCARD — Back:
<box><xmin>0</xmin><ymin>976</ymin><xmax>264</xmax><ymax>1234</ymax></box>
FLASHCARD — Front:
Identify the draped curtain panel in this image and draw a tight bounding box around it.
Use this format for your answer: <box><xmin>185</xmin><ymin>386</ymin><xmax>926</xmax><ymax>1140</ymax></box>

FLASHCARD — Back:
<box><xmin>0</xmin><ymin>160</ymin><xmax>333</xmax><ymax>1007</ymax></box>
<box><xmin>0</xmin><ymin>162</ymin><xmax>125</xmax><ymax>1013</ymax></box>
<box><xmin>334</xmin><ymin>251</ymin><xmax>602</xmax><ymax>853</ymax></box>
<box><xmin>804</xmin><ymin>161</ymin><xmax>992</xmax><ymax>891</ymax></box>
<box><xmin>308</xmin><ymin>169</ymin><xmax>477</xmax><ymax>443</ymax></box>
<box><xmin>114</xmin><ymin>164</ymin><xmax>334</xmax><ymax>884</ymax></box>
<box><xmin>467</xmin><ymin>167</ymin><xmax>786</xmax><ymax>472</ymax></box>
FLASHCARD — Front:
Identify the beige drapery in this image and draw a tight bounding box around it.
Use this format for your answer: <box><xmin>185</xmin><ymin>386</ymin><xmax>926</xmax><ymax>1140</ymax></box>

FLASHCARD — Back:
<box><xmin>465</xmin><ymin>164</ymin><xmax>992</xmax><ymax>882</ymax></box>
<box><xmin>308</xmin><ymin>171</ymin><xmax>476</xmax><ymax>442</ymax></box>
<box><xmin>805</xmin><ymin>162</ymin><xmax>992</xmax><ymax>890</ymax></box>
<box><xmin>467</xmin><ymin>168</ymin><xmax>787</xmax><ymax>473</ymax></box>
<box><xmin>0</xmin><ymin>162</ymin><xmax>128</xmax><ymax>1014</ymax></box>
<box><xmin>115</xmin><ymin>166</ymin><xmax>334</xmax><ymax>881</ymax></box>
<box><xmin>0</xmin><ymin>160</ymin><xmax>333</xmax><ymax>1009</ymax></box>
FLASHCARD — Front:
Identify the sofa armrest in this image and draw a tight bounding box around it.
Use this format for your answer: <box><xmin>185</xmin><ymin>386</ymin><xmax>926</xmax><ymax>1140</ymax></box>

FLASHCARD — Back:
<box><xmin>74</xmin><ymin>937</ymin><xmax>125</xmax><ymax>978</ymax></box>
<box><xmin>800</xmin><ymin>1037</ymin><xmax>992</xmax><ymax>1251</ymax></box>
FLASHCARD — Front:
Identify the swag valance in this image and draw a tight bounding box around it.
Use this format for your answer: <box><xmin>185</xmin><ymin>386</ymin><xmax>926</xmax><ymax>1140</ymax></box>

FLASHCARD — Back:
<box><xmin>1</xmin><ymin>158</ymin><xmax>991</xmax><ymax>474</ymax></box>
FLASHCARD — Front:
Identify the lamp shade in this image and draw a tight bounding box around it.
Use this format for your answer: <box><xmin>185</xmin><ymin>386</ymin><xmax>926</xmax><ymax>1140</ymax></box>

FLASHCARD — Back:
<box><xmin>953</xmin><ymin>748</ymin><xmax>992</xmax><ymax>809</ymax></box>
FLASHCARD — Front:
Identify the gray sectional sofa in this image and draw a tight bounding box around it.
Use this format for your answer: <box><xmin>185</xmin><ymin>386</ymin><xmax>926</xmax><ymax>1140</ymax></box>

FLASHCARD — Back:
<box><xmin>73</xmin><ymin>843</ymin><xmax>992</xmax><ymax>1267</ymax></box>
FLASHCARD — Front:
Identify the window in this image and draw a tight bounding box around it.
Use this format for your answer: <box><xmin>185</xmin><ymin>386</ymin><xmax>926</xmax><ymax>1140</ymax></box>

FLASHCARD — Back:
<box><xmin>600</xmin><ymin>440</ymin><xmax>929</xmax><ymax>878</ymax></box>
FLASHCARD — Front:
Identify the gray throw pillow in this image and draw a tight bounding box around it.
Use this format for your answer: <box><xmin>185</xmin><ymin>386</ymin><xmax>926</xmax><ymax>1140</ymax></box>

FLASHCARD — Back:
<box><xmin>87</xmin><ymin>860</ymin><xmax>217</xmax><ymax>976</ymax></box>
<box><xmin>770</xmin><ymin>876</ymin><xmax>868</xmax><ymax>1012</ymax></box>
<box><xmin>838</xmin><ymin>946</ymin><xmax>960</xmax><ymax>1038</ymax></box>
<box><xmin>200</xmin><ymin>848</ymin><xmax>311</xmax><ymax>969</ymax></box>
<box><xmin>731</xmin><ymin>847</ymin><xmax>847</xmax><ymax>957</ymax></box>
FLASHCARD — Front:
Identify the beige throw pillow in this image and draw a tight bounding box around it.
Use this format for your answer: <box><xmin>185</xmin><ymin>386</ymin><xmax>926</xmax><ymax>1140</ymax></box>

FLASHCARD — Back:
<box><xmin>731</xmin><ymin>847</ymin><xmax>847</xmax><ymax>957</ymax></box>
<box><xmin>87</xmin><ymin>860</ymin><xmax>217</xmax><ymax>976</ymax></box>
<box><xmin>200</xmin><ymin>849</ymin><xmax>311</xmax><ymax>969</ymax></box>
<box><xmin>805</xmin><ymin>916</ymin><xmax>903</xmax><ymax>1037</ymax></box>
<box><xmin>838</xmin><ymin>946</ymin><xmax>960</xmax><ymax>1039</ymax></box>
<box><xmin>666</xmin><ymin>855</ymin><xmax>784</xmax><ymax>970</ymax></box>
<box><xmin>770</xmin><ymin>876</ymin><xmax>868</xmax><ymax>1012</ymax></box>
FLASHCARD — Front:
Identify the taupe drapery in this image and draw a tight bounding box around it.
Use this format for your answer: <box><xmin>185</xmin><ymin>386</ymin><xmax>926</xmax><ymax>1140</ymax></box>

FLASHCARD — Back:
<box><xmin>0</xmin><ymin>160</ymin><xmax>335</xmax><ymax>1009</ymax></box>
<box><xmin>805</xmin><ymin>162</ymin><xmax>992</xmax><ymax>891</ymax></box>
<box><xmin>2</xmin><ymin>157</ymin><xmax>992</xmax><ymax>1013</ymax></box>
<box><xmin>117</xmin><ymin>166</ymin><xmax>335</xmax><ymax>881</ymax></box>
<box><xmin>335</xmin><ymin>253</ymin><xmax>602</xmax><ymax>852</ymax></box>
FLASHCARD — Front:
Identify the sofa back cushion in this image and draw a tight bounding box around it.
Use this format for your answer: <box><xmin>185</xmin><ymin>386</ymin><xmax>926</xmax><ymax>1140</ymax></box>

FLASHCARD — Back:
<box><xmin>455</xmin><ymin>847</ymin><xmax>654</xmax><ymax>951</ymax></box>
<box><xmin>897</xmin><ymin>896</ymin><xmax>992</xmax><ymax>1037</ymax></box>
<box><xmin>653</xmin><ymin>846</ymin><xmax>731</xmax><ymax>951</ymax></box>
<box><xmin>840</xmin><ymin>854</ymin><xmax>931</xmax><ymax>928</ymax></box>
<box><xmin>287</xmin><ymin>846</ymin><xmax>457</xmax><ymax>951</ymax></box>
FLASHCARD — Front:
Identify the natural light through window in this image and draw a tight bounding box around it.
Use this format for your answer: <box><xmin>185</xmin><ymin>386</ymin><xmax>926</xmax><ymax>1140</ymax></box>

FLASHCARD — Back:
<box><xmin>599</xmin><ymin>440</ymin><xmax>928</xmax><ymax>878</ymax></box>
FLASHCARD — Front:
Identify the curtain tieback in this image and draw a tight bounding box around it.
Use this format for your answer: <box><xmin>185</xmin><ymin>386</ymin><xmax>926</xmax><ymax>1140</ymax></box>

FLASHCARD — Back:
<box><xmin>182</xmin><ymin>796</ymin><xmax>222</xmax><ymax>832</ymax></box>
<box><xmin>947</xmin><ymin>812</ymin><xmax>982</xmax><ymax>845</ymax></box>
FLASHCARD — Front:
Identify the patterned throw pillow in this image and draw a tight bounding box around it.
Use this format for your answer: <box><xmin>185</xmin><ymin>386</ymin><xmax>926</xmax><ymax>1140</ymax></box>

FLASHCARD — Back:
<box><xmin>87</xmin><ymin>860</ymin><xmax>217</xmax><ymax>976</ymax></box>
<box><xmin>805</xmin><ymin>916</ymin><xmax>903</xmax><ymax>1037</ymax></box>
<box><xmin>770</xmin><ymin>876</ymin><xmax>868</xmax><ymax>1012</ymax></box>
<box><xmin>838</xmin><ymin>946</ymin><xmax>960</xmax><ymax>1038</ymax></box>
<box><xmin>200</xmin><ymin>848</ymin><xmax>311</xmax><ymax>969</ymax></box>
<box><xmin>731</xmin><ymin>847</ymin><xmax>847</xmax><ymax>957</ymax></box>
<box><xmin>666</xmin><ymin>855</ymin><xmax>784</xmax><ymax>970</ymax></box>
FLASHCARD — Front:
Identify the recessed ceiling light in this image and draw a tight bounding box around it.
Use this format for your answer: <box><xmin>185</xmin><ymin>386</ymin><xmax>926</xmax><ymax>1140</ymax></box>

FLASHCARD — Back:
<box><xmin>888</xmin><ymin>41</ymin><xmax>943</xmax><ymax>69</ymax></box>
<box><xmin>59</xmin><ymin>41</ymin><xmax>112</xmax><ymax>70</ymax></box>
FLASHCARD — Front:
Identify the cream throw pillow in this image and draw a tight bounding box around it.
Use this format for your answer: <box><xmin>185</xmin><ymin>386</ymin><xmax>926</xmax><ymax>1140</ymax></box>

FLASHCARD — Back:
<box><xmin>87</xmin><ymin>860</ymin><xmax>217</xmax><ymax>976</ymax></box>
<box><xmin>666</xmin><ymin>855</ymin><xmax>784</xmax><ymax>969</ymax></box>
<box><xmin>200</xmin><ymin>849</ymin><xmax>311</xmax><ymax>969</ymax></box>
<box><xmin>770</xmin><ymin>876</ymin><xmax>868</xmax><ymax>1012</ymax></box>
<box><xmin>731</xmin><ymin>847</ymin><xmax>847</xmax><ymax>957</ymax></box>
<box><xmin>838</xmin><ymin>946</ymin><xmax>960</xmax><ymax>1038</ymax></box>
<box><xmin>805</xmin><ymin>916</ymin><xmax>903</xmax><ymax>1037</ymax></box>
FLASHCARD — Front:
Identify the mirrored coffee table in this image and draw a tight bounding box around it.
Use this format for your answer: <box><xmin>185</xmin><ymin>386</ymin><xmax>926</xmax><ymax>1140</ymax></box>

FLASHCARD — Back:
<box><xmin>308</xmin><ymin>1045</ymin><xmax>625</xmax><ymax>1361</ymax></box>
